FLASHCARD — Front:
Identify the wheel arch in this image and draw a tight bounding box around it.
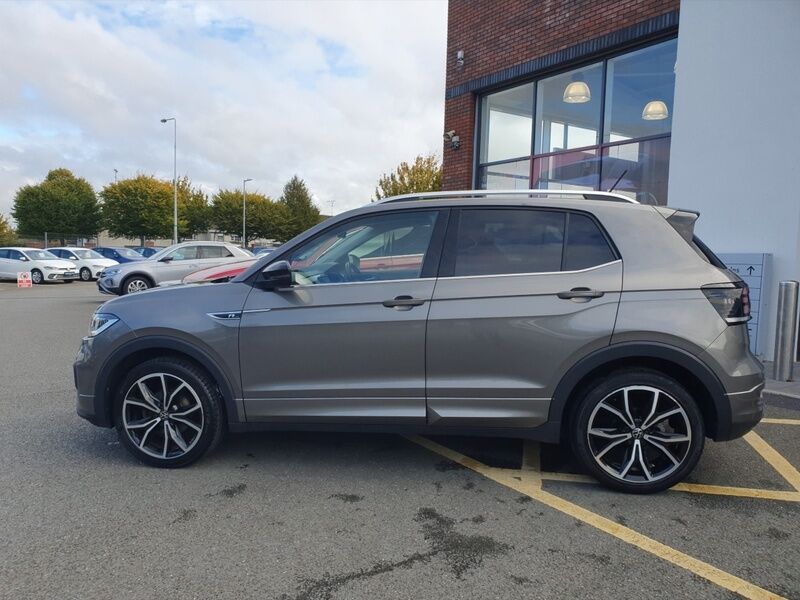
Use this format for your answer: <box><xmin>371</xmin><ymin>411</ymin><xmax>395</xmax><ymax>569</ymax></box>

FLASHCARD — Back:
<box><xmin>551</xmin><ymin>342</ymin><xmax>730</xmax><ymax>442</ymax></box>
<box><xmin>94</xmin><ymin>336</ymin><xmax>239</xmax><ymax>428</ymax></box>
<box><xmin>121</xmin><ymin>271</ymin><xmax>155</xmax><ymax>290</ymax></box>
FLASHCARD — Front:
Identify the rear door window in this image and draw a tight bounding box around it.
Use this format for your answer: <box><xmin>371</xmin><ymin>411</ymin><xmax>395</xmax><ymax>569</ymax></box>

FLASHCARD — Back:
<box><xmin>563</xmin><ymin>213</ymin><xmax>616</xmax><ymax>270</ymax></box>
<box><xmin>451</xmin><ymin>209</ymin><xmax>565</xmax><ymax>276</ymax></box>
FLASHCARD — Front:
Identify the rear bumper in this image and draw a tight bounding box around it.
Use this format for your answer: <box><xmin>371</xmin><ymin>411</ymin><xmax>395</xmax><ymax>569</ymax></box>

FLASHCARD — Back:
<box><xmin>723</xmin><ymin>381</ymin><xmax>765</xmax><ymax>440</ymax></box>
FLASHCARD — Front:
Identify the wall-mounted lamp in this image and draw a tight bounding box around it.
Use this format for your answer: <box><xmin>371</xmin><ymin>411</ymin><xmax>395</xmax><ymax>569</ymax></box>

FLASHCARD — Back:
<box><xmin>456</xmin><ymin>50</ymin><xmax>465</xmax><ymax>68</ymax></box>
<box><xmin>642</xmin><ymin>100</ymin><xmax>669</xmax><ymax>120</ymax></box>
<box><xmin>444</xmin><ymin>130</ymin><xmax>461</xmax><ymax>150</ymax></box>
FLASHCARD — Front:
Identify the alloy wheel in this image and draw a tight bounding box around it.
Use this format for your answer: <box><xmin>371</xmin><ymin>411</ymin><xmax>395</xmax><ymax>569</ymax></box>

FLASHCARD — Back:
<box><xmin>586</xmin><ymin>385</ymin><xmax>691</xmax><ymax>484</ymax></box>
<box><xmin>31</xmin><ymin>270</ymin><xmax>43</xmax><ymax>284</ymax></box>
<box><xmin>122</xmin><ymin>373</ymin><xmax>204</xmax><ymax>460</ymax></box>
<box><xmin>126</xmin><ymin>279</ymin><xmax>149</xmax><ymax>294</ymax></box>
<box><xmin>80</xmin><ymin>268</ymin><xmax>91</xmax><ymax>281</ymax></box>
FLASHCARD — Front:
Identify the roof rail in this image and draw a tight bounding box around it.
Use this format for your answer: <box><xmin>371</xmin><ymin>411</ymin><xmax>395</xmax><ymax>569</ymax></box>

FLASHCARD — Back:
<box><xmin>380</xmin><ymin>189</ymin><xmax>638</xmax><ymax>204</ymax></box>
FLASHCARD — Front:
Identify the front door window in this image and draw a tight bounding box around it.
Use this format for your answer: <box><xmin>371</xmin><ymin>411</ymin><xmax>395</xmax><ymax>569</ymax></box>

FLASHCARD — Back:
<box><xmin>287</xmin><ymin>211</ymin><xmax>439</xmax><ymax>285</ymax></box>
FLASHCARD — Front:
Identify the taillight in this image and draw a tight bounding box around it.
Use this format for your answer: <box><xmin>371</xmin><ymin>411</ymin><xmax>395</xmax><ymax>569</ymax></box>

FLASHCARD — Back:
<box><xmin>701</xmin><ymin>281</ymin><xmax>751</xmax><ymax>324</ymax></box>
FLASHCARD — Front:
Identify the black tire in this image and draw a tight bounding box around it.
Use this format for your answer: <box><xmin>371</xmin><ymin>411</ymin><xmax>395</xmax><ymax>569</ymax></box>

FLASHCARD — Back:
<box><xmin>570</xmin><ymin>368</ymin><xmax>705</xmax><ymax>494</ymax></box>
<box><xmin>31</xmin><ymin>269</ymin><xmax>43</xmax><ymax>284</ymax></box>
<box><xmin>113</xmin><ymin>357</ymin><xmax>225</xmax><ymax>468</ymax></box>
<box><xmin>121</xmin><ymin>275</ymin><xmax>151</xmax><ymax>295</ymax></box>
<box><xmin>80</xmin><ymin>267</ymin><xmax>92</xmax><ymax>281</ymax></box>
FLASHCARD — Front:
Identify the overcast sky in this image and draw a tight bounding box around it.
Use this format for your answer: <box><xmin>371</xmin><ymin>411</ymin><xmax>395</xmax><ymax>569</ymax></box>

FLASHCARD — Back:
<box><xmin>0</xmin><ymin>0</ymin><xmax>447</xmax><ymax>222</ymax></box>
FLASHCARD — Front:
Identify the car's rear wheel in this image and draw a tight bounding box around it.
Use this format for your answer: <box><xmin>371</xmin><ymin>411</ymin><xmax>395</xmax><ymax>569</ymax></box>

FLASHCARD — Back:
<box><xmin>122</xmin><ymin>275</ymin><xmax>151</xmax><ymax>294</ymax></box>
<box><xmin>571</xmin><ymin>369</ymin><xmax>704</xmax><ymax>494</ymax></box>
<box><xmin>113</xmin><ymin>357</ymin><xmax>225</xmax><ymax>468</ymax></box>
<box><xmin>31</xmin><ymin>269</ymin><xmax>43</xmax><ymax>284</ymax></box>
<box><xmin>80</xmin><ymin>267</ymin><xmax>92</xmax><ymax>281</ymax></box>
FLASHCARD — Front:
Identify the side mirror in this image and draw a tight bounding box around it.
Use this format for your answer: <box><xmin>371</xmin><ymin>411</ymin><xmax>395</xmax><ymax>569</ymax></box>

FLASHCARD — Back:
<box><xmin>259</xmin><ymin>260</ymin><xmax>293</xmax><ymax>290</ymax></box>
<box><xmin>159</xmin><ymin>256</ymin><xmax>174</xmax><ymax>263</ymax></box>
<box><xmin>19</xmin><ymin>256</ymin><xmax>29</xmax><ymax>262</ymax></box>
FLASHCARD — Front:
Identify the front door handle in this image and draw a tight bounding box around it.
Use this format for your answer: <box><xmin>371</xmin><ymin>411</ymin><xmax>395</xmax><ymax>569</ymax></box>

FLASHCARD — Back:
<box><xmin>557</xmin><ymin>287</ymin><xmax>605</xmax><ymax>301</ymax></box>
<box><xmin>382</xmin><ymin>295</ymin><xmax>426</xmax><ymax>310</ymax></box>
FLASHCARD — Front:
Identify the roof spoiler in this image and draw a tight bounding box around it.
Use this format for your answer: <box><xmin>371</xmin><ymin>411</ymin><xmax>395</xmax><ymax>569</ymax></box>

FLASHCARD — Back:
<box><xmin>654</xmin><ymin>206</ymin><xmax>700</xmax><ymax>243</ymax></box>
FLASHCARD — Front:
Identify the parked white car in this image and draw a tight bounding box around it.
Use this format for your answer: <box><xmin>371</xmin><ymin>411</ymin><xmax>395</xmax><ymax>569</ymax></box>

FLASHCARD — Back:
<box><xmin>47</xmin><ymin>247</ymin><xmax>119</xmax><ymax>281</ymax></box>
<box><xmin>0</xmin><ymin>247</ymin><xmax>79</xmax><ymax>284</ymax></box>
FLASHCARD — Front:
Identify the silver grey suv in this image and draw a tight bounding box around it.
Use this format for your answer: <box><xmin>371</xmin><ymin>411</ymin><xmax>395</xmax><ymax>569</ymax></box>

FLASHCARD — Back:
<box><xmin>97</xmin><ymin>241</ymin><xmax>251</xmax><ymax>295</ymax></box>
<box><xmin>74</xmin><ymin>190</ymin><xmax>764</xmax><ymax>493</ymax></box>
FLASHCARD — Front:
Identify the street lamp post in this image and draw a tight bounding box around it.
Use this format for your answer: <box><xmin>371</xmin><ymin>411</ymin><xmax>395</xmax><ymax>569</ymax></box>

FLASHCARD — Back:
<box><xmin>242</xmin><ymin>178</ymin><xmax>253</xmax><ymax>249</ymax></box>
<box><xmin>113</xmin><ymin>168</ymin><xmax>118</xmax><ymax>182</ymax></box>
<box><xmin>160</xmin><ymin>117</ymin><xmax>178</xmax><ymax>244</ymax></box>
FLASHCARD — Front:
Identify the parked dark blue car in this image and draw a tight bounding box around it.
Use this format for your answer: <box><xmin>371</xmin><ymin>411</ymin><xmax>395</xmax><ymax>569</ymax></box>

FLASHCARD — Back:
<box><xmin>94</xmin><ymin>247</ymin><xmax>146</xmax><ymax>263</ymax></box>
<box><xmin>132</xmin><ymin>246</ymin><xmax>165</xmax><ymax>258</ymax></box>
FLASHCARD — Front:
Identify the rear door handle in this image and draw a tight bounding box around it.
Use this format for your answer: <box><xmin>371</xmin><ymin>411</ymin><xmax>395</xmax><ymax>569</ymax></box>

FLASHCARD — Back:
<box><xmin>382</xmin><ymin>295</ymin><xmax>426</xmax><ymax>309</ymax></box>
<box><xmin>557</xmin><ymin>287</ymin><xmax>605</xmax><ymax>300</ymax></box>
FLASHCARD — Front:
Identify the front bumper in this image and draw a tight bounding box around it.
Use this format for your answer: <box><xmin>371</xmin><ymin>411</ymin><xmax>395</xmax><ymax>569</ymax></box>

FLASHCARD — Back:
<box><xmin>46</xmin><ymin>271</ymin><xmax>79</xmax><ymax>281</ymax></box>
<box><xmin>74</xmin><ymin>319</ymin><xmax>135</xmax><ymax>427</ymax></box>
<box><xmin>97</xmin><ymin>277</ymin><xmax>121</xmax><ymax>295</ymax></box>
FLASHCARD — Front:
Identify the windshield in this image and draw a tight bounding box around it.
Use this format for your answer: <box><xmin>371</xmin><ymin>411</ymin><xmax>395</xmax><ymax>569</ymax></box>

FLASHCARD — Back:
<box><xmin>117</xmin><ymin>248</ymin><xmax>143</xmax><ymax>259</ymax></box>
<box><xmin>25</xmin><ymin>250</ymin><xmax>59</xmax><ymax>260</ymax></box>
<box><xmin>149</xmin><ymin>246</ymin><xmax>177</xmax><ymax>260</ymax></box>
<box><xmin>73</xmin><ymin>249</ymin><xmax>105</xmax><ymax>259</ymax></box>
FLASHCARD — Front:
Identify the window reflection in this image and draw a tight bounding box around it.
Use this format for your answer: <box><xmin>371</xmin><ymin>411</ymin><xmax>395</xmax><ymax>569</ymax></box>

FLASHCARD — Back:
<box><xmin>480</xmin><ymin>84</ymin><xmax>534</xmax><ymax>163</ymax></box>
<box><xmin>535</xmin><ymin>64</ymin><xmax>603</xmax><ymax>154</ymax></box>
<box><xmin>532</xmin><ymin>150</ymin><xmax>599</xmax><ymax>191</ymax></box>
<box><xmin>479</xmin><ymin>159</ymin><xmax>531</xmax><ymax>189</ymax></box>
<box><xmin>600</xmin><ymin>137</ymin><xmax>671</xmax><ymax>205</ymax></box>
<box><xmin>604</xmin><ymin>39</ymin><xmax>677</xmax><ymax>142</ymax></box>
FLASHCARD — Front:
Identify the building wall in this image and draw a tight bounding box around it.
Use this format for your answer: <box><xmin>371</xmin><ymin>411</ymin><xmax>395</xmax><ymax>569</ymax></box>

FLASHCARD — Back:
<box><xmin>442</xmin><ymin>0</ymin><xmax>680</xmax><ymax>190</ymax></box>
<box><xmin>668</xmin><ymin>0</ymin><xmax>800</xmax><ymax>360</ymax></box>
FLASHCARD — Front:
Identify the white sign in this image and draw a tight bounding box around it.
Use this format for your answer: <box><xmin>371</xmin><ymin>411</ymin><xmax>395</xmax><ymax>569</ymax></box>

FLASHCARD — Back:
<box><xmin>718</xmin><ymin>253</ymin><xmax>770</xmax><ymax>355</ymax></box>
<box><xmin>17</xmin><ymin>272</ymin><xmax>32</xmax><ymax>288</ymax></box>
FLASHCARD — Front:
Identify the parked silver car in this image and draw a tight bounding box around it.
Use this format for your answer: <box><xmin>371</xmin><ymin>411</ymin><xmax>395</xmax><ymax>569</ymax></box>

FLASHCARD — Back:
<box><xmin>96</xmin><ymin>241</ymin><xmax>252</xmax><ymax>295</ymax></box>
<box><xmin>75</xmin><ymin>190</ymin><xmax>763</xmax><ymax>493</ymax></box>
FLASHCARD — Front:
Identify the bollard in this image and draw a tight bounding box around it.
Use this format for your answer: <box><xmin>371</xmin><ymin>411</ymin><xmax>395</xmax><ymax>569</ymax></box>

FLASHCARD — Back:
<box><xmin>773</xmin><ymin>280</ymin><xmax>799</xmax><ymax>381</ymax></box>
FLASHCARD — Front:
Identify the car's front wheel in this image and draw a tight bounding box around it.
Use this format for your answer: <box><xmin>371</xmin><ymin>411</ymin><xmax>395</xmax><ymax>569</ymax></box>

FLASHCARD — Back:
<box><xmin>30</xmin><ymin>269</ymin><xmax>43</xmax><ymax>284</ymax></box>
<box><xmin>80</xmin><ymin>267</ymin><xmax>92</xmax><ymax>281</ymax></box>
<box><xmin>571</xmin><ymin>368</ymin><xmax>704</xmax><ymax>494</ymax></box>
<box><xmin>114</xmin><ymin>357</ymin><xmax>225</xmax><ymax>468</ymax></box>
<box><xmin>122</xmin><ymin>275</ymin><xmax>151</xmax><ymax>294</ymax></box>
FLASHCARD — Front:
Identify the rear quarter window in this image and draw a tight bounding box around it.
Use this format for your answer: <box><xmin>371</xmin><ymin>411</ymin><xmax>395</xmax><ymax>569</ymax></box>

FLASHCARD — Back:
<box><xmin>563</xmin><ymin>213</ymin><xmax>616</xmax><ymax>271</ymax></box>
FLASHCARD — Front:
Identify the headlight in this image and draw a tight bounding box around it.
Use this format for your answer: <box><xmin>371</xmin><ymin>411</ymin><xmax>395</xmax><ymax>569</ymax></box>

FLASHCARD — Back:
<box><xmin>104</xmin><ymin>268</ymin><xmax>120</xmax><ymax>277</ymax></box>
<box><xmin>44</xmin><ymin>266</ymin><xmax>56</xmax><ymax>270</ymax></box>
<box><xmin>89</xmin><ymin>313</ymin><xmax>119</xmax><ymax>337</ymax></box>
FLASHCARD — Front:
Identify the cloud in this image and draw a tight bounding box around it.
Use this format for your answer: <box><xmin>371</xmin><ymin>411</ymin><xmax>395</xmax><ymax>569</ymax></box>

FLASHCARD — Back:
<box><xmin>0</xmin><ymin>0</ymin><xmax>447</xmax><ymax>222</ymax></box>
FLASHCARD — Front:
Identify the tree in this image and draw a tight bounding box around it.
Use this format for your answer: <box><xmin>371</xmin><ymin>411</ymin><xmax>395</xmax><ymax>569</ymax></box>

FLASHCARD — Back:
<box><xmin>101</xmin><ymin>175</ymin><xmax>173</xmax><ymax>245</ymax></box>
<box><xmin>373</xmin><ymin>154</ymin><xmax>442</xmax><ymax>201</ymax></box>
<box><xmin>176</xmin><ymin>176</ymin><xmax>211</xmax><ymax>240</ymax></box>
<box><xmin>0</xmin><ymin>214</ymin><xmax>16</xmax><ymax>245</ymax></box>
<box><xmin>210</xmin><ymin>189</ymin><xmax>285</xmax><ymax>246</ymax></box>
<box><xmin>278</xmin><ymin>175</ymin><xmax>320</xmax><ymax>240</ymax></box>
<box><xmin>11</xmin><ymin>168</ymin><xmax>102</xmax><ymax>243</ymax></box>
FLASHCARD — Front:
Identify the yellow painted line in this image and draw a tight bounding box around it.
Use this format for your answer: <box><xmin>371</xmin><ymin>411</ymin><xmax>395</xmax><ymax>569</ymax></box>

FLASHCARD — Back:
<box><xmin>407</xmin><ymin>435</ymin><xmax>785</xmax><ymax>600</ymax></box>
<box><xmin>744</xmin><ymin>431</ymin><xmax>800</xmax><ymax>492</ymax></box>
<box><xmin>538</xmin><ymin>472</ymin><xmax>800</xmax><ymax>502</ymax></box>
<box><xmin>760</xmin><ymin>418</ymin><xmax>800</xmax><ymax>426</ymax></box>
<box><xmin>672</xmin><ymin>482</ymin><xmax>800</xmax><ymax>502</ymax></box>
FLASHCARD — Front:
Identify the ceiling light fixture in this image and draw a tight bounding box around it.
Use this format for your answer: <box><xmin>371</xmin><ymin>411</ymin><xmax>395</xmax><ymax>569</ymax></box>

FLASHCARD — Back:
<box><xmin>642</xmin><ymin>100</ymin><xmax>669</xmax><ymax>120</ymax></box>
<box><xmin>563</xmin><ymin>81</ymin><xmax>591</xmax><ymax>103</ymax></box>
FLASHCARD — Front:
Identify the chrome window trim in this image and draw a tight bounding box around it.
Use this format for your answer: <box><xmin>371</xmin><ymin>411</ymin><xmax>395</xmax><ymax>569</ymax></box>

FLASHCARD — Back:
<box><xmin>440</xmin><ymin>259</ymin><xmax>622</xmax><ymax>281</ymax></box>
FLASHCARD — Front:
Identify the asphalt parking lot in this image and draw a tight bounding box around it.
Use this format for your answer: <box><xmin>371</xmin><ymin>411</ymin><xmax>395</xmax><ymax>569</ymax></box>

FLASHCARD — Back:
<box><xmin>1</xmin><ymin>281</ymin><xmax>799</xmax><ymax>600</ymax></box>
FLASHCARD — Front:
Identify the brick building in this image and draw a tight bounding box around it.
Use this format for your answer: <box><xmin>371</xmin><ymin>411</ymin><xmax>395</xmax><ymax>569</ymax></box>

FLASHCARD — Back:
<box><xmin>440</xmin><ymin>0</ymin><xmax>800</xmax><ymax>359</ymax></box>
<box><xmin>442</xmin><ymin>0</ymin><xmax>679</xmax><ymax>199</ymax></box>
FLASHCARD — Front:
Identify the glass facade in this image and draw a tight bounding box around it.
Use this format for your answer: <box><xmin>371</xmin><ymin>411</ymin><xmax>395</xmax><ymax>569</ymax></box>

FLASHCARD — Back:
<box><xmin>477</xmin><ymin>38</ymin><xmax>677</xmax><ymax>205</ymax></box>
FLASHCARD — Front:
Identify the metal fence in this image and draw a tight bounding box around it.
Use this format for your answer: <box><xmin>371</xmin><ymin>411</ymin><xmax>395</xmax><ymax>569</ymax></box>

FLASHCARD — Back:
<box><xmin>14</xmin><ymin>233</ymin><xmax>100</xmax><ymax>249</ymax></box>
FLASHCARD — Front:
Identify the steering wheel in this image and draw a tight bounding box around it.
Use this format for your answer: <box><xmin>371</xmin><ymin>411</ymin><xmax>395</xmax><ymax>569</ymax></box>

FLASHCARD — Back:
<box><xmin>343</xmin><ymin>253</ymin><xmax>361</xmax><ymax>279</ymax></box>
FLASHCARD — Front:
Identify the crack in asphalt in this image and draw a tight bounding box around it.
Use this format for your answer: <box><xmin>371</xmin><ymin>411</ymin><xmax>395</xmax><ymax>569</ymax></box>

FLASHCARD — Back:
<box><xmin>283</xmin><ymin>508</ymin><xmax>510</xmax><ymax>600</ymax></box>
